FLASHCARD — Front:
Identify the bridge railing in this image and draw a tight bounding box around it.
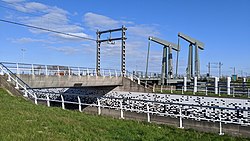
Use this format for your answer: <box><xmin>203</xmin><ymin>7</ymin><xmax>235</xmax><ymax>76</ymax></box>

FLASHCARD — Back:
<box><xmin>26</xmin><ymin>90</ymin><xmax>250</xmax><ymax>135</ymax></box>
<box><xmin>0</xmin><ymin>62</ymin><xmax>124</xmax><ymax>77</ymax></box>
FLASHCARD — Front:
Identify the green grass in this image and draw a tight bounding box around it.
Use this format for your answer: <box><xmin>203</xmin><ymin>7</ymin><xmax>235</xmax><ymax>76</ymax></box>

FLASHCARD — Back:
<box><xmin>0</xmin><ymin>88</ymin><xmax>249</xmax><ymax>141</ymax></box>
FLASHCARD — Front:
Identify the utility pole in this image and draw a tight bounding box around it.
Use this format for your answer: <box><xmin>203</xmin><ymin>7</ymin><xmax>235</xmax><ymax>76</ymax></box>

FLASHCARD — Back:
<box><xmin>21</xmin><ymin>48</ymin><xmax>26</xmax><ymax>62</ymax></box>
<box><xmin>207</xmin><ymin>62</ymin><xmax>211</xmax><ymax>76</ymax></box>
<box><xmin>218</xmin><ymin>62</ymin><xmax>223</xmax><ymax>78</ymax></box>
<box><xmin>230</xmin><ymin>67</ymin><xmax>236</xmax><ymax>75</ymax></box>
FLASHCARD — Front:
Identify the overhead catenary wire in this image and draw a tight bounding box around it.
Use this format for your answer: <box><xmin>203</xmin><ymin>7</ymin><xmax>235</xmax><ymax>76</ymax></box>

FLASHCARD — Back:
<box><xmin>0</xmin><ymin>19</ymin><xmax>96</xmax><ymax>41</ymax></box>
<box><xmin>0</xmin><ymin>1</ymin><xmax>82</xmax><ymax>26</ymax></box>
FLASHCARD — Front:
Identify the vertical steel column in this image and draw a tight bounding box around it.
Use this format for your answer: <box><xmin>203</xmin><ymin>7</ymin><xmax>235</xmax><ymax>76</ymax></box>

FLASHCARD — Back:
<box><xmin>96</xmin><ymin>30</ymin><xmax>101</xmax><ymax>76</ymax></box>
<box><xmin>145</xmin><ymin>40</ymin><xmax>150</xmax><ymax>78</ymax></box>
<box><xmin>168</xmin><ymin>47</ymin><xmax>173</xmax><ymax>79</ymax></box>
<box><xmin>121</xmin><ymin>26</ymin><xmax>127</xmax><ymax>76</ymax></box>
<box><xmin>194</xmin><ymin>44</ymin><xmax>200</xmax><ymax>78</ymax></box>
<box><xmin>175</xmin><ymin>37</ymin><xmax>180</xmax><ymax>78</ymax></box>
<box><xmin>161</xmin><ymin>46</ymin><xmax>167</xmax><ymax>85</ymax></box>
<box><xmin>187</xmin><ymin>44</ymin><xmax>193</xmax><ymax>79</ymax></box>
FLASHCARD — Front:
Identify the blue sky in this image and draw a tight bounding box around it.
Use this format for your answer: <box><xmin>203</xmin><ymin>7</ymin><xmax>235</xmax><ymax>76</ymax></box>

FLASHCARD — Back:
<box><xmin>0</xmin><ymin>0</ymin><xmax>249</xmax><ymax>76</ymax></box>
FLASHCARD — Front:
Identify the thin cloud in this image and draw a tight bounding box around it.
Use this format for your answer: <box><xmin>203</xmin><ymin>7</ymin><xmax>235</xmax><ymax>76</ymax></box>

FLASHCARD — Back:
<box><xmin>5</xmin><ymin>1</ymin><xmax>89</xmax><ymax>41</ymax></box>
<box><xmin>47</xmin><ymin>46</ymin><xmax>81</xmax><ymax>55</ymax></box>
<box><xmin>11</xmin><ymin>37</ymin><xmax>55</xmax><ymax>44</ymax></box>
<box><xmin>84</xmin><ymin>12</ymin><xmax>120</xmax><ymax>30</ymax></box>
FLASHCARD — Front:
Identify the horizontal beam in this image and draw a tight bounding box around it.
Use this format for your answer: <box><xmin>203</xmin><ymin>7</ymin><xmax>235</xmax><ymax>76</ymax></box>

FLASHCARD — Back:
<box><xmin>98</xmin><ymin>27</ymin><xmax>127</xmax><ymax>34</ymax></box>
<box><xmin>178</xmin><ymin>32</ymin><xmax>204</xmax><ymax>50</ymax></box>
<box><xmin>98</xmin><ymin>37</ymin><xmax>126</xmax><ymax>43</ymax></box>
<box><xmin>149</xmin><ymin>36</ymin><xmax>179</xmax><ymax>51</ymax></box>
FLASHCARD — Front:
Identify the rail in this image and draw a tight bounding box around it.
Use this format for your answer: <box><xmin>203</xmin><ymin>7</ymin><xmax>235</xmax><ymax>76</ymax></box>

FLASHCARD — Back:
<box><xmin>29</xmin><ymin>90</ymin><xmax>250</xmax><ymax>135</ymax></box>
<box><xmin>1</xmin><ymin>62</ymin><xmax>125</xmax><ymax>77</ymax></box>
<box><xmin>0</xmin><ymin>62</ymin><xmax>36</xmax><ymax>98</ymax></box>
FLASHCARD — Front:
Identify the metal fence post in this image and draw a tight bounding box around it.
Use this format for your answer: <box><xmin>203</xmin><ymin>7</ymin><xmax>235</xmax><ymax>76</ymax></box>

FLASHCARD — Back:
<box><xmin>45</xmin><ymin>65</ymin><xmax>48</xmax><ymax>76</ymax></box>
<box><xmin>78</xmin><ymin>96</ymin><xmax>82</xmax><ymax>112</ymax></box>
<box><xmin>147</xmin><ymin>102</ymin><xmax>150</xmax><ymax>122</ymax></box>
<box><xmin>120</xmin><ymin>99</ymin><xmax>124</xmax><ymax>119</ymax></box>
<box><xmin>61</xmin><ymin>95</ymin><xmax>65</xmax><ymax>110</ymax></box>
<box><xmin>193</xmin><ymin>77</ymin><xmax>197</xmax><ymax>93</ymax></box>
<box><xmin>179</xmin><ymin>106</ymin><xmax>184</xmax><ymax>129</ymax></box>
<box><xmin>205</xmin><ymin>87</ymin><xmax>208</xmax><ymax>96</ymax></box>
<box><xmin>31</xmin><ymin>64</ymin><xmax>34</xmax><ymax>75</ymax></box>
<box><xmin>34</xmin><ymin>94</ymin><xmax>38</xmax><ymax>105</ymax></box>
<box><xmin>109</xmin><ymin>70</ymin><xmax>111</xmax><ymax>78</ymax></box>
<box><xmin>115</xmin><ymin>70</ymin><xmax>118</xmax><ymax>78</ymax></box>
<box><xmin>24</xmin><ymin>86</ymin><xmax>28</xmax><ymax>97</ymax></box>
<box><xmin>182</xmin><ymin>86</ymin><xmax>184</xmax><ymax>94</ymax></box>
<box><xmin>78</xmin><ymin>67</ymin><xmax>81</xmax><ymax>76</ymax></box>
<box><xmin>130</xmin><ymin>74</ymin><xmax>133</xmax><ymax>81</ymax></box>
<box><xmin>16</xmin><ymin>63</ymin><xmax>19</xmax><ymax>75</ymax></box>
<box><xmin>227</xmin><ymin>77</ymin><xmax>231</xmax><ymax>95</ymax></box>
<box><xmin>68</xmin><ymin>66</ymin><xmax>71</xmax><ymax>76</ymax></box>
<box><xmin>233</xmin><ymin>87</ymin><xmax>235</xmax><ymax>97</ymax></box>
<box><xmin>7</xmin><ymin>73</ymin><xmax>11</xmax><ymax>82</ymax></box>
<box><xmin>15</xmin><ymin>77</ymin><xmax>19</xmax><ymax>89</ymax></box>
<box><xmin>219</xmin><ymin>110</ymin><xmax>224</xmax><ymax>135</ymax></box>
<box><xmin>46</xmin><ymin>94</ymin><xmax>50</xmax><ymax>107</ymax></box>
<box><xmin>219</xmin><ymin>87</ymin><xmax>221</xmax><ymax>96</ymax></box>
<box><xmin>57</xmin><ymin>66</ymin><xmax>60</xmax><ymax>76</ymax></box>
<box><xmin>184</xmin><ymin>77</ymin><xmax>187</xmax><ymax>92</ymax></box>
<box><xmin>215</xmin><ymin>77</ymin><xmax>219</xmax><ymax>94</ymax></box>
<box><xmin>97</xmin><ymin>98</ymin><xmax>101</xmax><ymax>115</ymax></box>
<box><xmin>161</xmin><ymin>85</ymin><xmax>163</xmax><ymax>93</ymax></box>
<box><xmin>170</xmin><ymin>86</ymin><xmax>173</xmax><ymax>94</ymax></box>
<box><xmin>86</xmin><ymin>68</ymin><xmax>89</xmax><ymax>76</ymax></box>
<box><xmin>247</xmin><ymin>88</ymin><xmax>250</xmax><ymax>98</ymax></box>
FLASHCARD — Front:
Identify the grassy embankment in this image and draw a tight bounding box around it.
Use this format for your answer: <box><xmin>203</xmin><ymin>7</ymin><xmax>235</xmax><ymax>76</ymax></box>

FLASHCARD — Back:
<box><xmin>0</xmin><ymin>88</ymin><xmax>249</xmax><ymax>141</ymax></box>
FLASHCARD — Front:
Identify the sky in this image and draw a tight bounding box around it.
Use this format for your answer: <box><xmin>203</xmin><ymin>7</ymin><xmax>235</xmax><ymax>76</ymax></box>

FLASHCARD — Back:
<box><xmin>0</xmin><ymin>0</ymin><xmax>250</xmax><ymax>77</ymax></box>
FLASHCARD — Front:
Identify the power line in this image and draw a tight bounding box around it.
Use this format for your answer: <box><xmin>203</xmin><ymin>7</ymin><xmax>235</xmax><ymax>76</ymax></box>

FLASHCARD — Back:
<box><xmin>0</xmin><ymin>19</ymin><xmax>96</xmax><ymax>41</ymax></box>
<box><xmin>0</xmin><ymin>1</ymin><xmax>86</xmax><ymax>34</ymax></box>
<box><xmin>0</xmin><ymin>1</ymin><xmax>73</xmax><ymax>22</ymax></box>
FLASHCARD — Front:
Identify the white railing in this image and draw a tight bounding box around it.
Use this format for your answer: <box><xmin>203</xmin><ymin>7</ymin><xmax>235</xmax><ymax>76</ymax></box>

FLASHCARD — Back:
<box><xmin>1</xmin><ymin>62</ymin><xmax>250</xmax><ymax>135</ymax></box>
<box><xmin>1</xmin><ymin>62</ymin><xmax>125</xmax><ymax>77</ymax></box>
<box><xmin>0</xmin><ymin>63</ymin><xmax>35</xmax><ymax>98</ymax></box>
<box><xmin>28</xmin><ymin>90</ymin><xmax>250</xmax><ymax>136</ymax></box>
